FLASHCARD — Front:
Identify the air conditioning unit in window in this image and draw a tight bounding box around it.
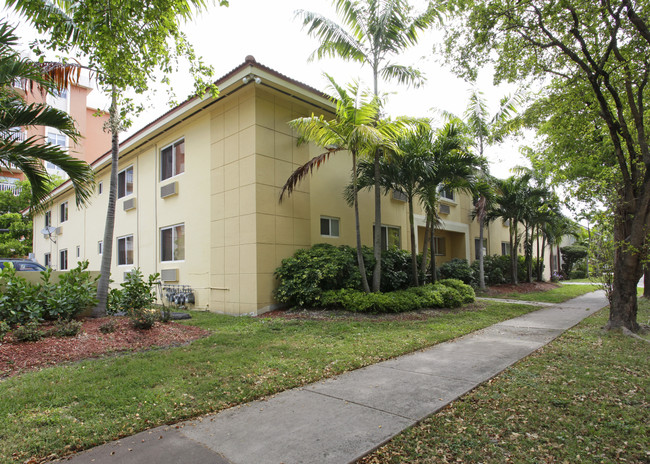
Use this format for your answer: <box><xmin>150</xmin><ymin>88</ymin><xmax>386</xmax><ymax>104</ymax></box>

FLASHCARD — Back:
<box><xmin>391</xmin><ymin>190</ymin><xmax>407</xmax><ymax>202</ymax></box>
<box><xmin>161</xmin><ymin>181</ymin><xmax>178</xmax><ymax>198</ymax></box>
<box><xmin>123</xmin><ymin>198</ymin><xmax>136</xmax><ymax>211</ymax></box>
<box><xmin>439</xmin><ymin>204</ymin><xmax>451</xmax><ymax>215</ymax></box>
<box><xmin>161</xmin><ymin>268</ymin><xmax>179</xmax><ymax>282</ymax></box>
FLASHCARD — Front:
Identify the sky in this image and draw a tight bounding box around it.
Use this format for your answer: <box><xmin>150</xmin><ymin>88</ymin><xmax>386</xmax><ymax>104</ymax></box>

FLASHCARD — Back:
<box><xmin>5</xmin><ymin>0</ymin><xmax>530</xmax><ymax>179</ymax></box>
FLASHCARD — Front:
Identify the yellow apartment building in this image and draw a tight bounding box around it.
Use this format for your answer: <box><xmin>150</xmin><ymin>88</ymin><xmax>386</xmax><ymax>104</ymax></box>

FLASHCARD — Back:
<box><xmin>31</xmin><ymin>56</ymin><xmax>532</xmax><ymax>315</ymax></box>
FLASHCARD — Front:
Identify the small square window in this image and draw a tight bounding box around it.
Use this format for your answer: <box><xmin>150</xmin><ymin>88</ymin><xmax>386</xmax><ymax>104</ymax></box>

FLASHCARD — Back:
<box><xmin>320</xmin><ymin>217</ymin><xmax>340</xmax><ymax>237</ymax></box>
<box><xmin>118</xmin><ymin>166</ymin><xmax>134</xmax><ymax>199</ymax></box>
<box><xmin>60</xmin><ymin>202</ymin><xmax>68</xmax><ymax>222</ymax></box>
<box><xmin>59</xmin><ymin>249</ymin><xmax>68</xmax><ymax>270</ymax></box>
<box><xmin>117</xmin><ymin>235</ymin><xmax>134</xmax><ymax>265</ymax></box>
<box><xmin>161</xmin><ymin>139</ymin><xmax>185</xmax><ymax>181</ymax></box>
<box><xmin>374</xmin><ymin>225</ymin><xmax>401</xmax><ymax>251</ymax></box>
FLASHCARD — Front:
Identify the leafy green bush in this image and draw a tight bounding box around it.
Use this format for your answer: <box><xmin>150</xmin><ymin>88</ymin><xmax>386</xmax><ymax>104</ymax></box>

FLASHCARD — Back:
<box><xmin>13</xmin><ymin>321</ymin><xmax>42</xmax><ymax>342</ymax></box>
<box><xmin>439</xmin><ymin>258</ymin><xmax>475</xmax><ymax>286</ymax></box>
<box><xmin>561</xmin><ymin>245</ymin><xmax>588</xmax><ymax>277</ymax></box>
<box><xmin>118</xmin><ymin>269</ymin><xmax>159</xmax><ymax>311</ymax></box>
<box><xmin>48</xmin><ymin>319</ymin><xmax>83</xmax><ymax>337</ymax></box>
<box><xmin>471</xmin><ymin>254</ymin><xmax>509</xmax><ymax>286</ymax></box>
<box><xmin>517</xmin><ymin>256</ymin><xmax>545</xmax><ymax>282</ymax></box>
<box><xmin>129</xmin><ymin>307</ymin><xmax>158</xmax><ymax>330</ymax></box>
<box><xmin>0</xmin><ymin>320</ymin><xmax>9</xmax><ymax>341</ymax></box>
<box><xmin>0</xmin><ymin>264</ymin><xmax>41</xmax><ymax>325</ymax></box>
<box><xmin>431</xmin><ymin>283</ymin><xmax>464</xmax><ymax>308</ymax></box>
<box><xmin>405</xmin><ymin>285</ymin><xmax>444</xmax><ymax>308</ymax></box>
<box><xmin>107</xmin><ymin>288</ymin><xmax>123</xmax><ymax>315</ymax></box>
<box><xmin>99</xmin><ymin>319</ymin><xmax>117</xmax><ymax>334</ymax></box>
<box><xmin>40</xmin><ymin>261</ymin><xmax>99</xmax><ymax>320</ymax></box>
<box><xmin>380</xmin><ymin>248</ymin><xmax>414</xmax><ymax>292</ymax></box>
<box><xmin>274</xmin><ymin>244</ymin><xmax>369</xmax><ymax>307</ymax></box>
<box><xmin>438</xmin><ymin>278</ymin><xmax>475</xmax><ymax>304</ymax></box>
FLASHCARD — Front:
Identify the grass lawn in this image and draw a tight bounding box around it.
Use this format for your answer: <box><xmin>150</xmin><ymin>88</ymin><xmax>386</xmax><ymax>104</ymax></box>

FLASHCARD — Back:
<box><xmin>1</xmin><ymin>300</ymin><xmax>544</xmax><ymax>463</ymax></box>
<box><xmin>360</xmin><ymin>300</ymin><xmax>649</xmax><ymax>464</ymax></box>
<box><xmin>492</xmin><ymin>283</ymin><xmax>601</xmax><ymax>303</ymax></box>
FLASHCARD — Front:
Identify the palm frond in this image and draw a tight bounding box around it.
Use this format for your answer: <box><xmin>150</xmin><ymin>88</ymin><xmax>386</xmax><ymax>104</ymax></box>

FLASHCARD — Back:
<box><xmin>279</xmin><ymin>150</ymin><xmax>336</xmax><ymax>202</ymax></box>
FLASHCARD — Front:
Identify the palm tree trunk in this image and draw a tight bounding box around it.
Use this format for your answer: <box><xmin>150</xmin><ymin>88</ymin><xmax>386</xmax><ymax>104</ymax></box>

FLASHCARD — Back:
<box><xmin>430</xmin><ymin>216</ymin><xmax>437</xmax><ymax>283</ymax></box>
<box><xmin>536</xmin><ymin>225</ymin><xmax>541</xmax><ymax>281</ymax></box>
<box><xmin>478</xmin><ymin>216</ymin><xmax>486</xmax><ymax>290</ymax></box>
<box><xmin>510</xmin><ymin>223</ymin><xmax>517</xmax><ymax>284</ymax></box>
<box><xmin>353</xmin><ymin>151</ymin><xmax>371</xmax><ymax>293</ymax></box>
<box><xmin>372</xmin><ymin>148</ymin><xmax>382</xmax><ymax>292</ymax></box>
<box><xmin>525</xmin><ymin>221</ymin><xmax>532</xmax><ymax>283</ymax></box>
<box><xmin>94</xmin><ymin>86</ymin><xmax>119</xmax><ymax>317</ymax></box>
<box><xmin>420</xmin><ymin>216</ymin><xmax>430</xmax><ymax>281</ymax></box>
<box><xmin>408</xmin><ymin>195</ymin><xmax>419</xmax><ymax>286</ymax></box>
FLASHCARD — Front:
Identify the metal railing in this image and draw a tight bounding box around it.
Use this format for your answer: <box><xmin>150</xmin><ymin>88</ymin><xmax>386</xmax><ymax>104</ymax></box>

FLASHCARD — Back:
<box><xmin>0</xmin><ymin>183</ymin><xmax>21</xmax><ymax>196</ymax></box>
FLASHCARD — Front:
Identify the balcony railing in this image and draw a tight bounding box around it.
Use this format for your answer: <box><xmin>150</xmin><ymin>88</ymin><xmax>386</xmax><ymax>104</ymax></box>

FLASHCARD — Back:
<box><xmin>0</xmin><ymin>183</ymin><xmax>21</xmax><ymax>196</ymax></box>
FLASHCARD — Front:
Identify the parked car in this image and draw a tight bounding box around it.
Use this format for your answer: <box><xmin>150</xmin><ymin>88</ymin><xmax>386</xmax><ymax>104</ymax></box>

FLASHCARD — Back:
<box><xmin>0</xmin><ymin>259</ymin><xmax>46</xmax><ymax>271</ymax></box>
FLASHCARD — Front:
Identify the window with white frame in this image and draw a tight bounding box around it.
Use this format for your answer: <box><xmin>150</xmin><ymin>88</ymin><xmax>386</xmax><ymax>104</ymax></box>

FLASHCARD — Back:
<box><xmin>117</xmin><ymin>235</ymin><xmax>134</xmax><ymax>265</ymax></box>
<box><xmin>47</xmin><ymin>130</ymin><xmax>67</xmax><ymax>149</ymax></box>
<box><xmin>161</xmin><ymin>139</ymin><xmax>185</xmax><ymax>181</ymax></box>
<box><xmin>60</xmin><ymin>201</ymin><xmax>68</xmax><ymax>222</ymax></box>
<box><xmin>117</xmin><ymin>166</ymin><xmax>134</xmax><ymax>198</ymax></box>
<box><xmin>98</xmin><ymin>240</ymin><xmax>103</xmax><ymax>255</ymax></box>
<box><xmin>44</xmin><ymin>253</ymin><xmax>51</xmax><ymax>268</ymax></box>
<box><xmin>59</xmin><ymin>249</ymin><xmax>68</xmax><ymax>270</ymax></box>
<box><xmin>374</xmin><ymin>225</ymin><xmax>401</xmax><ymax>251</ymax></box>
<box><xmin>161</xmin><ymin>224</ymin><xmax>185</xmax><ymax>262</ymax></box>
<box><xmin>474</xmin><ymin>238</ymin><xmax>487</xmax><ymax>259</ymax></box>
<box><xmin>433</xmin><ymin>236</ymin><xmax>446</xmax><ymax>256</ymax></box>
<box><xmin>320</xmin><ymin>216</ymin><xmax>340</xmax><ymax>237</ymax></box>
<box><xmin>44</xmin><ymin>211</ymin><xmax>51</xmax><ymax>228</ymax></box>
<box><xmin>439</xmin><ymin>187</ymin><xmax>454</xmax><ymax>201</ymax></box>
<box><xmin>501</xmin><ymin>242</ymin><xmax>511</xmax><ymax>256</ymax></box>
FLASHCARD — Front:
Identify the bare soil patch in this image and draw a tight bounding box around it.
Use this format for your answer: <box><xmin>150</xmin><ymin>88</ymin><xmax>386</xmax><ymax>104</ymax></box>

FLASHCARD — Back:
<box><xmin>0</xmin><ymin>317</ymin><xmax>210</xmax><ymax>379</ymax></box>
<box><xmin>482</xmin><ymin>281</ymin><xmax>559</xmax><ymax>296</ymax></box>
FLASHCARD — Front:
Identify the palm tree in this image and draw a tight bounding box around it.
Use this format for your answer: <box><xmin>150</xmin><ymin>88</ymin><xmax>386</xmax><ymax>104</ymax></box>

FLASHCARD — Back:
<box><xmin>280</xmin><ymin>76</ymin><xmax>401</xmax><ymax>293</ymax></box>
<box><xmin>471</xmin><ymin>176</ymin><xmax>496</xmax><ymax>290</ymax></box>
<box><xmin>297</xmin><ymin>0</ymin><xmax>440</xmax><ymax>292</ymax></box>
<box><xmin>0</xmin><ymin>21</ymin><xmax>94</xmax><ymax>209</ymax></box>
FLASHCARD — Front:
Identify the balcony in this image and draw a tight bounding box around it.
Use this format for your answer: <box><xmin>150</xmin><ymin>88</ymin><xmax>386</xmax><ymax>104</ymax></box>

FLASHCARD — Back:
<box><xmin>0</xmin><ymin>182</ymin><xmax>21</xmax><ymax>196</ymax></box>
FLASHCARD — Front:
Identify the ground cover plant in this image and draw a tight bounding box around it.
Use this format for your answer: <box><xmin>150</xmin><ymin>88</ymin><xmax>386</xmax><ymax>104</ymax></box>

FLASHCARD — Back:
<box><xmin>1</xmin><ymin>300</ymin><xmax>542</xmax><ymax>463</ymax></box>
<box><xmin>359</xmin><ymin>299</ymin><xmax>649</xmax><ymax>464</ymax></box>
<box><xmin>486</xmin><ymin>283</ymin><xmax>600</xmax><ymax>304</ymax></box>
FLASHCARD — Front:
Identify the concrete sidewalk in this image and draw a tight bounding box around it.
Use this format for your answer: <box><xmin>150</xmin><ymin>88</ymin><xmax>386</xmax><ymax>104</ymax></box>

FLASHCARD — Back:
<box><xmin>58</xmin><ymin>291</ymin><xmax>607</xmax><ymax>464</ymax></box>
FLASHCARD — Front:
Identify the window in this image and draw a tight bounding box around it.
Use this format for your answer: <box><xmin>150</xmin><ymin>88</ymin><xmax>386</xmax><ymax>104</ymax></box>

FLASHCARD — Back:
<box><xmin>47</xmin><ymin>130</ymin><xmax>67</xmax><ymax>149</ymax></box>
<box><xmin>118</xmin><ymin>166</ymin><xmax>134</xmax><ymax>198</ymax></box>
<box><xmin>161</xmin><ymin>224</ymin><xmax>185</xmax><ymax>262</ymax></box>
<box><xmin>59</xmin><ymin>249</ymin><xmax>68</xmax><ymax>270</ymax></box>
<box><xmin>98</xmin><ymin>181</ymin><xmax>103</xmax><ymax>194</ymax></box>
<box><xmin>374</xmin><ymin>225</ymin><xmax>401</xmax><ymax>251</ymax></box>
<box><xmin>501</xmin><ymin>242</ymin><xmax>511</xmax><ymax>256</ymax></box>
<box><xmin>44</xmin><ymin>253</ymin><xmax>51</xmax><ymax>268</ymax></box>
<box><xmin>474</xmin><ymin>238</ymin><xmax>487</xmax><ymax>259</ymax></box>
<box><xmin>117</xmin><ymin>235</ymin><xmax>134</xmax><ymax>265</ymax></box>
<box><xmin>44</xmin><ymin>211</ymin><xmax>51</xmax><ymax>228</ymax></box>
<box><xmin>439</xmin><ymin>187</ymin><xmax>454</xmax><ymax>201</ymax></box>
<box><xmin>433</xmin><ymin>236</ymin><xmax>446</xmax><ymax>256</ymax></box>
<box><xmin>320</xmin><ymin>216</ymin><xmax>340</xmax><ymax>237</ymax></box>
<box><xmin>98</xmin><ymin>241</ymin><xmax>103</xmax><ymax>255</ymax></box>
<box><xmin>60</xmin><ymin>201</ymin><xmax>68</xmax><ymax>222</ymax></box>
<box><xmin>76</xmin><ymin>245</ymin><xmax>80</xmax><ymax>258</ymax></box>
<box><xmin>161</xmin><ymin>139</ymin><xmax>185</xmax><ymax>181</ymax></box>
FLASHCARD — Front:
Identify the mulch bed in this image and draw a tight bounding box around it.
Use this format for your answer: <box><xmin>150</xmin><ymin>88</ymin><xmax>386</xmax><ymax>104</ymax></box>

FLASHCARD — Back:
<box><xmin>482</xmin><ymin>281</ymin><xmax>560</xmax><ymax>296</ymax></box>
<box><xmin>0</xmin><ymin>317</ymin><xmax>211</xmax><ymax>379</ymax></box>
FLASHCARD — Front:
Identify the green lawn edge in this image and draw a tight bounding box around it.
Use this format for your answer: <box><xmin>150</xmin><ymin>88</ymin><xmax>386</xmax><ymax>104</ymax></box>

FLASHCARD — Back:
<box><xmin>2</xmin><ymin>300</ymin><xmax>541</xmax><ymax>463</ymax></box>
<box><xmin>483</xmin><ymin>283</ymin><xmax>600</xmax><ymax>303</ymax></box>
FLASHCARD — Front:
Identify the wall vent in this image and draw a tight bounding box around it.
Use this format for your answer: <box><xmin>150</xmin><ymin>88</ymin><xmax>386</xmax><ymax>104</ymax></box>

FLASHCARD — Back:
<box><xmin>161</xmin><ymin>181</ymin><xmax>178</xmax><ymax>198</ymax></box>
<box><xmin>439</xmin><ymin>204</ymin><xmax>451</xmax><ymax>215</ymax></box>
<box><xmin>161</xmin><ymin>268</ymin><xmax>179</xmax><ymax>282</ymax></box>
<box><xmin>55</xmin><ymin>226</ymin><xmax>63</xmax><ymax>235</ymax></box>
<box><xmin>391</xmin><ymin>190</ymin><xmax>407</xmax><ymax>202</ymax></box>
<box><xmin>123</xmin><ymin>197</ymin><xmax>136</xmax><ymax>211</ymax></box>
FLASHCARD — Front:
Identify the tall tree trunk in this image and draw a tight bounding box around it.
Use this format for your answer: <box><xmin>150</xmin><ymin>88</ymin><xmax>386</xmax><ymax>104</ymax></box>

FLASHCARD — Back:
<box><xmin>525</xmin><ymin>222</ymin><xmax>532</xmax><ymax>283</ymax></box>
<box><xmin>408</xmin><ymin>196</ymin><xmax>419</xmax><ymax>286</ymax></box>
<box><xmin>644</xmin><ymin>265</ymin><xmax>650</xmax><ymax>298</ymax></box>
<box><xmin>94</xmin><ymin>87</ymin><xmax>119</xmax><ymax>317</ymax></box>
<box><xmin>353</xmin><ymin>151</ymin><xmax>371</xmax><ymax>293</ymax></box>
<box><xmin>478</xmin><ymin>215</ymin><xmax>486</xmax><ymax>290</ymax></box>
<box><xmin>372</xmin><ymin>147</ymin><xmax>382</xmax><ymax>292</ymax></box>
<box><xmin>430</xmin><ymin>219</ymin><xmax>437</xmax><ymax>283</ymax></box>
<box><xmin>420</xmin><ymin>216</ymin><xmax>430</xmax><ymax>281</ymax></box>
<box><xmin>509</xmin><ymin>223</ymin><xmax>517</xmax><ymax>284</ymax></box>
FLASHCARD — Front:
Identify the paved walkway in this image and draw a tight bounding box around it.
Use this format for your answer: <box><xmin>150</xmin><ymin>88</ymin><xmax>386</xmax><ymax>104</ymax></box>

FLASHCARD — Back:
<box><xmin>58</xmin><ymin>291</ymin><xmax>607</xmax><ymax>464</ymax></box>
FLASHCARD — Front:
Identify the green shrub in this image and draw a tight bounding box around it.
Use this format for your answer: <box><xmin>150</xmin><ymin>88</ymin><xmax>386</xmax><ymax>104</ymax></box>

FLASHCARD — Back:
<box><xmin>14</xmin><ymin>321</ymin><xmax>42</xmax><ymax>342</ymax></box>
<box><xmin>471</xmin><ymin>254</ymin><xmax>509</xmax><ymax>286</ymax></box>
<box><xmin>119</xmin><ymin>269</ymin><xmax>159</xmax><ymax>311</ymax></box>
<box><xmin>0</xmin><ymin>320</ymin><xmax>9</xmax><ymax>341</ymax></box>
<box><xmin>99</xmin><ymin>319</ymin><xmax>117</xmax><ymax>334</ymax></box>
<box><xmin>48</xmin><ymin>319</ymin><xmax>83</xmax><ymax>337</ymax></box>
<box><xmin>438</xmin><ymin>258</ymin><xmax>475</xmax><ymax>286</ymax></box>
<box><xmin>107</xmin><ymin>288</ymin><xmax>123</xmax><ymax>315</ymax></box>
<box><xmin>274</xmin><ymin>244</ymin><xmax>370</xmax><ymax>307</ymax></box>
<box><xmin>129</xmin><ymin>307</ymin><xmax>158</xmax><ymax>330</ymax></box>
<box><xmin>321</xmin><ymin>289</ymin><xmax>422</xmax><ymax>313</ymax></box>
<box><xmin>517</xmin><ymin>256</ymin><xmax>545</xmax><ymax>282</ymax></box>
<box><xmin>431</xmin><ymin>283</ymin><xmax>464</xmax><ymax>308</ymax></box>
<box><xmin>0</xmin><ymin>264</ymin><xmax>41</xmax><ymax>325</ymax></box>
<box><xmin>438</xmin><ymin>278</ymin><xmax>475</xmax><ymax>304</ymax></box>
<box><xmin>380</xmin><ymin>248</ymin><xmax>414</xmax><ymax>292</ymax></box>
<box><xmin>40</xmin><ymin>261</ymin><xmax>99</xmax><ymax>320</ymax></box>
<box><xmin>404</xmin><ymin>285</ymin><xmax>444</xmax><ymax>308</ymax></box>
